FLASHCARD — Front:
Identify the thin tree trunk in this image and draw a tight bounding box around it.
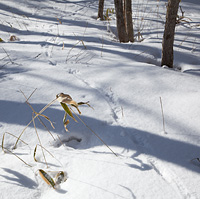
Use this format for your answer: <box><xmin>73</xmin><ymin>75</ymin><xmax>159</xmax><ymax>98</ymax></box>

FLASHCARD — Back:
<box><xmin>98</xmin><ymin>0</ymin><xmax>104</xmax><ymax>20</ymax></box>
<box><xmin>126</xmin><ymin>0</ymin><xmax>134</xmax><ymax>42</ymax></box>
<box><xmin>161</xmin><ymin>0</ymin><xmax>180</xmax><ymax>68</ymax></box>
<box><xmin>114</xmin><ymin>0</ymin><xmax>128</xmax><ymax>42</ymax></box>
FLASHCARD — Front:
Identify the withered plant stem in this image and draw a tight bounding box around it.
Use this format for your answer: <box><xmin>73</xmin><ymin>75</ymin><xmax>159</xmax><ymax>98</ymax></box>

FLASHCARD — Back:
<box><xmin>32</xmin><ymin>113</ymin><xmax>48</xmax><ymax>167</ymax></box>
<box><xmin>160</xmin><ymin>97</ymin><xmax>166</xmax><ymax>133</ymax></box>
<box><xmin>0</xmin><ymin>145</ymin><xmax>32</xmax><ymax>167</ymax></box>
<box><xmin>71</xmin><ymin>108</ymin><xmax>118</xmax><ymax>157</ymax></box>
<box><xmin>14</xmin><ymin>95</ymin><xmax>57</xmax><ymax>149</ymax></box>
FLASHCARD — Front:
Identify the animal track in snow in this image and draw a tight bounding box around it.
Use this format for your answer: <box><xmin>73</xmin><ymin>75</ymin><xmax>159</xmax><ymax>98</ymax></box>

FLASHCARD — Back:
<box><xmin>65</xmin><ymin>69</ymin><xmax>195</xmax><ymax>198</ymax></box>
<box><xmin>53</xmin><ymin>136</ymin><xmax>82</xmax><ymax>149</ymax></box>
<box><xmin>149</xmin><ymin>159</ymin><xmax>195</xmax><ymax>199</ymax></box>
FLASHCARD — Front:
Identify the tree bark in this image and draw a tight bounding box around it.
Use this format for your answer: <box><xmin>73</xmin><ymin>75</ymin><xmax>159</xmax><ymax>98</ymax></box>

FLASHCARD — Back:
<box><xmin>98</xmin><ymin>0</ymin><xmax>105</xmax><ymax>20</ymax></box>
<box><xmin>123</xmin><ymin>0</ymin><xmax>127</xmax><ymax>32</ymax></box>
<box><xmin>125</xmin><ymin>0</ymin><xmax>134</xmax><ymax>42</ymax></box>
<box><xmin>161</xmin><ymin>0</ymin><xmax>180</xmax><ymax>68</ymax></box>
<box><xmin>114</xmin><ymin>0</ymin><xmax>129</xmax><ymax>42</ymax></box>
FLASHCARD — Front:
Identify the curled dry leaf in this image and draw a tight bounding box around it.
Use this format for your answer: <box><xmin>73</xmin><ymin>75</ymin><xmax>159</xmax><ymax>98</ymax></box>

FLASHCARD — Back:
<box><xmin>56</xmin><ymin>93</ymin><xmax>92</xmax><ymax>112</ymax></box>
<box><xmin>9</xmin><ymin>35</ymin><xmax>19</xmax><ymax>41</ymax></box>
<box><xmin>56</xmin><ymin>92</ymin><xmax>93</xmax><ymax>132</ymax></box>
<box><xmin>34</xmin><ymin>145</ymin><xmax>38</xmax><ymax>162</ymax></box>
<box><xmin>56</xmin><ymin>18</ymin><xmax>62</xmax><ymax>24</ymax></box>
<box><xmin>56</xmin><ymin>93</ymin><xmax>72</xmax><ymax>103</ymax></box>
<box><xmin>61</xmin><ymin>102</ymin><xmax>77</xmax><ymax>122</ymax></box>
<box><xmin>38</xmin><ymin>170</ymin><xmax>67</xmax><ymax>188</ymax></box>
<box><xmin>39</xmin><ymin>169</ymin><xmax>56</xmax><ymax>188</ymax></box>
<box><xmin>55</xmin><ymin>171</ymin><xmax>67</xmax><ymax>185</ymax></box>
<box><xmin>56</xmin><ymin>93</ymin><xmax>78</xmax><ymax>107</ymax></box>
<box><xmin>64</xmin><ymin>118</ymin><xmax>70</xmax><ymax>132</ymax></box>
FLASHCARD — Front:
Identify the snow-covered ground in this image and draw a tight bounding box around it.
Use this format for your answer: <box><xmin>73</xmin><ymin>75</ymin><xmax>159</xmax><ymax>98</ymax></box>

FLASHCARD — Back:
<box><xmin>0</xmin><ymin>0</ymin><xmax>200</xmax><ymax>198</ymax></box>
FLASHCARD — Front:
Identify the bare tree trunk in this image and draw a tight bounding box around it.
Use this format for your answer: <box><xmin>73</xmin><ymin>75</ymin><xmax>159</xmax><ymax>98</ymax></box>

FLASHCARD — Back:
<box><xmin>125</xmin><ymin>0</ymin><xmax>134</xmax><ymax>42</ymax></box>
<box><xmin>98</xmin><ymin>0</ymin><xmax>104</xmax><ymax>20</ymax></box>
<box><xmin>114</xmin><ymin>0</ymin><xmax>128</xmax><ymax>42</ymax></box>
<box><xmin>161</xmin><ymin>0</ymin><xmax>180</xmax><ymax>68</ymax></box>
<box><xmin>123</xmin><ymin>0</ymin><xmax>127</xmax><ymax>32</ymax></box>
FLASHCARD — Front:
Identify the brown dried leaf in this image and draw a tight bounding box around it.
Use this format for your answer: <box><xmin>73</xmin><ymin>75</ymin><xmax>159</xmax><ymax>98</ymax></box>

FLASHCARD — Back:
<box><xmin>9</xmin><ymin>35</ymin><xmax>18</xmax><ymax>41</ymax></box>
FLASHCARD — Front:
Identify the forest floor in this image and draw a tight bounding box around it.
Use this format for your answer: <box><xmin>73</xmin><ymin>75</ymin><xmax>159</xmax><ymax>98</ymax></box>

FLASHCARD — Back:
<box><xmin>0</xmin><ymin>0</ymin><xmax>200</xmax><ymax>198</ymax></box>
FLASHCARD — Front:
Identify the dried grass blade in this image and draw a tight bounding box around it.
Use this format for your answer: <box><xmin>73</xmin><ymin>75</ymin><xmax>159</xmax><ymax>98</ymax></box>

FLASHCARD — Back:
<box><xmin>2</xmin><ymin>133</ymin><xmax>5</xmax><ymax>152</ymax></box>
<box><xmin>71</xmin><ymin>109</ymin><xmax>118</xmax><ymax>157</ymax></box>
<box><xmin>26</xmin><ymin>88</ymin><xmax>37</xmax><ymax>101</ymax></box>
<box><xmin>34</xmin><ymin>145</ymin><xmax>38</xmax><ymax>162</ymax></box>
<box><xmin>14</xmin><ymin>120</ymin><xmax>32</xmax><ymax>149</ymax></box>
<box><xmin>36</xmin><ymin>144</ymin><xmax>55</xmax><ymax>158</ymax></box>
<box><xmin>71</xmin><ymin>104</ymin><xmax>81</xmax><ymax>114</ymax></box>
<box><xmin>36</xmin><ymin>112</ymin><xmax>55</xmax><ymax>129</ymax></box>
<box><xmin>37</xmin><ymin>116</ymin><xmax>55</xmax><ymax>140</ymax></box>
<box><xmin>2</xmin><ymin>132</ymin><xmax>29</xmax><ymax>152</ymax></box>
<box><xmin>39</xmin><ymin>169</ymin><xmax>55</xmax><ymax>188</ymax></box>
<box><xmin>20</xmin><ymin>89</ymin><xmax>55</xmax><ymax>129</ymax></box>
<box><xmin>60</xmin><ymin>102</ymin><xmax>77</xmax><ymax>122</ymax></box>
<box><xmin>14</xmin><ymin>98</ymin><xmax>57</xmax><ymax>149</ymax></box>
<box><xmin>32</xmin><ymin>113</ymin><xmax>48</xmax><ymax>167</ymax></box>
<box><xmin>34</xmin><ymin>144</ymin><xmax>55</xmax><ymax>162</ymax></box>
<box><xmin>0</xmin><ymin>145</ymin><xmax>32</xmax><ymax>167</ymax></box>
<box><xmin>38</xmin><ymin>98</ymin><xmax>57</xmax><ymax>115</ymax></box>
<box><xmin>68</xmin><ymin>100</ymin><xmax>78</xmax><ymax>107</ymax></box>
<box><xmin>64</xmin><ymin>119</ymin><xmax>70</xmax><ymax>132</ymax></box>
<box><xmin>78</xmin><ymin>101</ymin><xmax>94</xmax><ymax>110</ymax></box>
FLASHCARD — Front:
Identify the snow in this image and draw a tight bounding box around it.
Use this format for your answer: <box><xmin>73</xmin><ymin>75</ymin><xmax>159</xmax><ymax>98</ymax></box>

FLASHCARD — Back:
<box><xmin>0</xmin><ymin>0</ymin><xmax>200</xmax><ymax>198</ymax></box>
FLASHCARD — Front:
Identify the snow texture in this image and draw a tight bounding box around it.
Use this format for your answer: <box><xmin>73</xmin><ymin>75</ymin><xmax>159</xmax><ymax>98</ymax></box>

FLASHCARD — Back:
<box><xmin>0</xmin><ymin>0</ymin><xmax>200</xmax><ymax>198</ymax></box>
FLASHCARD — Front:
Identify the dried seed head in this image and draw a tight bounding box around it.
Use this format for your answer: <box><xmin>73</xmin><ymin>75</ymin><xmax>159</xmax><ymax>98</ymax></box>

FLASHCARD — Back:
<box><xmin>56</xmin><ymin>93</ymin><xmax>72</xmax><ymax>103</ymax></box>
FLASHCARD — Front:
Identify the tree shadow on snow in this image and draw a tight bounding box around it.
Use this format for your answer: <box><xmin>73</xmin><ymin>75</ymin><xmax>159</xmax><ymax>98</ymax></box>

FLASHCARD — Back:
<box><xmin>0</xmin><ymin>0</ymin><xmax>162</xmax><ymax>67</ymax></box>
<box><xmin>1</xmin><ymin>100</ymin><xmax>200</xmax><ymax>174</ymax></box>
<box><xmin>1</xmin><ymin>1</ymin><xmax>199</xmax><ymax>68</ymax></box>
<box><xmin>183</xmin><ymin>69</ymin><xmax>200</xmax><ymax>77</ymax></box>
